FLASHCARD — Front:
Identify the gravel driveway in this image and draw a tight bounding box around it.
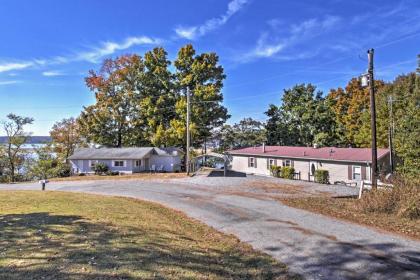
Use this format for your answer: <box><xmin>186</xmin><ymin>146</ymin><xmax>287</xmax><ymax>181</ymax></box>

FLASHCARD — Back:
<box><xmin>1</xmin><ymin>172</ymin><xmax>420</xmax><ymax>280</ymax></box>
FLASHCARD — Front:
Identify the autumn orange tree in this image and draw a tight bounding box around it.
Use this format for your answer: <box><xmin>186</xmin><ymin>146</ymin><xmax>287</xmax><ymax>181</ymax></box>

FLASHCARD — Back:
<box><xmin>50</xmin><ymin>117</ymin><xmax>86</xmax><ymax>160</ymax></box>
<box><xmin>78</xmin><ymin>54</ymin><xmax>148</xmax><ymax>147</ymax></box>
<box><xmin>327</xmin><ymin>78</ymin><xmax>385</xmax><ymax>147</ymax></box>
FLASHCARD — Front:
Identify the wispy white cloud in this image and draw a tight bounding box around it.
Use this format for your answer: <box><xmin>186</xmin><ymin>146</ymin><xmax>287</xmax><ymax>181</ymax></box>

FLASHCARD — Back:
<box><xmin>239</xmin><ymin>15</ymin><xmax>341</xmax><ymax>62</ymax></box>
<box><xmin>252</xmin><ymin>33</ymin><xmax>285</xmax><ymax>58</ymax></box>
<box><xmin>75</xmin><ymin>36</ymin><xmax>162</xmax><ymax>63</ymax></box>
<box><xmin>0</xmin><ymin>62</ymin><xmax>33</xmax><ymax>73</ymax></box>
<box><xmin>42</xmin><ymin>70</ymin><xmax>65</xmax><ymax>77</ymax></box>
<box><xmin>175</xmin><ymin>0</ymin><xmax>248</xmax><ymax>40</ymax></box>
<box><xmin>0</xmin><ymin>35</ymin><xmax>162</xmax><ymax>76</ymax></box>
<box><xmin>290</xmin><ymin>15</ymin><xmax>341</xmax><ymax>36</ymax></box>
<box><xmin>0</xmin><ymin>80</ymin><xmax>21</xmax><ymax>85</ymax></box>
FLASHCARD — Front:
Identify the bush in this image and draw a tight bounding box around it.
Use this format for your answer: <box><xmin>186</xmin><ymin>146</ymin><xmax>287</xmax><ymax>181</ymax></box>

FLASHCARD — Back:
<box><xmin>105</xmin><ymin>171</ymin><xmax>119</xmax><ymax>176</ymax></box>
<box><xmin>280</xmin><ymin>166</ymin><xmax>295</xmax><ymax>179</ymax></box>
<box><xmin>270</xmin><ymin>165</ymin><xmax>281</xmax><ymax>177</ymax></box>
<box><xmin>0</xmin><ymin>176</ymin><xmax>8</xmax><ymax>183</ymax></box>
<box><xmin>358</xmin><ymin>177</ymin><xmax>420</xmax><ymax>220</ymax></box>
<box><xmin>78</xmin><ymin>173</ymin><xmax>86</xmax><ymax>176</ymax></box>
<box><xmin>93</xmin><ymin>162</ymin><xmax>109</xmax><ymax>175</ymax></box>
<box><xmin>56</xmin><ymin>163</ymin><xmax>72</xmax><ymax>177</ymax></box>
<box><xmin>314</xmin><ymin>169</ymin><xmax>329</xmax><ymax>184</ymax></box>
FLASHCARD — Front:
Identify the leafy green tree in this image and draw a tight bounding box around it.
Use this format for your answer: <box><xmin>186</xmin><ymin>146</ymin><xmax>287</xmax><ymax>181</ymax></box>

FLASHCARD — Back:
<box><xmin>140</xmin><ymin>47</ymin><xmax>177</xmax><ymax>146</ymax></box>
<box><xmin>265</xmin><ymin>105</ymin><xmax>289</xmax><ymax>145</ymax></box>
<box><xmin>173</xmin><ymin>44</ymin><xmax>230</xmax><ymax>152</ymax></box>
<box><xmin>233</xmin><ymin>118</ymin><xmax>266</xmax><ymax>148</ymax></box>
<box><xmin>1</xmin><ymin>114</ymin><xmax>33</xmax><ymax>182</ymax></box>
<box><xmin>29</xmin><ymin>145</ymin><xmax>58</xmax><ymax>180</ymax></box>
<box><xmin>213</xmin><ymin>118</ymin><xmax>266</xmax><ymax>151</ymax></box>
<box><xmin>386</xmin><ymin>73</ymin><xmax>419</xmax><ymax>177</ymax></box>
<box><xmin>265</xmin><ymin>84</ymin><xmax>337</xmax><ymax>147</ymax></box>
<box><xmin>0</xmin><ymin>146</ymin><xmax>6</xmax><ymax>178</ymax></box>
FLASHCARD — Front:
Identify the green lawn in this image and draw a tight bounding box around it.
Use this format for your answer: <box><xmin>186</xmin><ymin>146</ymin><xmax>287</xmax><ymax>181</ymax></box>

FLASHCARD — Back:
<box><xmin>0</xmin><ymin>191</ymin><xmax>297</xmax><ymax>279</ymax></box>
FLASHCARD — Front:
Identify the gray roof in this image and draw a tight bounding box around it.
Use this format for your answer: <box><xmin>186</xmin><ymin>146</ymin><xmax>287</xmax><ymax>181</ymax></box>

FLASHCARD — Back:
<box><xmin>68</xmin><ymin>147</ymin><xmax>183</xmax><ymax>160</ymax></box>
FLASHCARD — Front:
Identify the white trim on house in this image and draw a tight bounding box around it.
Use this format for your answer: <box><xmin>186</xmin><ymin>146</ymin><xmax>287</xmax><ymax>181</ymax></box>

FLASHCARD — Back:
<box><xmin>267</xmin><ymin>158</ymin><xmax>277</xmax><ymax>169</ymax></box>
<box><xmin>248</xmin><ymin>157</ymin><xmax>256</xmax><ymax>168</ymax></box>
<box><xmin>112</xmin><ymin>160</ymin><xmax>126</xmax><ymax>167</ymax></box>
<box><xmin>353</xmin><ymin>165</ymin><xmax>362</xmax><ymax>180</ymax></box>
<box><xmin>282</xmin><ymin>159</ymin><xmax>292</xmax><ymax>167</ymax></box>
<box><xmin>89</xmin><ymin>160</ymin><xmax>98</xmax><ymax>168</ymax></box>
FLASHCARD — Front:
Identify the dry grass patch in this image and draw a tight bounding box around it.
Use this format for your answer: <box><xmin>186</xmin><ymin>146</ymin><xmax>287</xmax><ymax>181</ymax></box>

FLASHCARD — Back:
<box><xmin>246</xmin><ymin>181</ymin><xmax>308</xmax><ymax>196</ymax></box>
<box><xmin>50</xmin><ymin>172</ymin><xmax>187</xmax><ymax>182</ymax></box>
<box><xmin>281</xmin><ymin>179</ymin><xmax>420</xmax><ymax>240</ymax></box>
<box><xmin>0</xmin><ymin>191</ymin><xmax>299</xmax><ymax>280</ymax></box>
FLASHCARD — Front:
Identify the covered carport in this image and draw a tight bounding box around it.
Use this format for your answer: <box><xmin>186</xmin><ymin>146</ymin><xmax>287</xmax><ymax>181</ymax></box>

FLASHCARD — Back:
<box><xmin>190</xmin><ymin>152</ymin><xmax>231</xmax><ymax>177</ymax></box>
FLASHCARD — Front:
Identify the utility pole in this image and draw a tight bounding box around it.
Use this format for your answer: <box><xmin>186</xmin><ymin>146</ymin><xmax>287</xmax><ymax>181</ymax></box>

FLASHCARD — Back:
<box><xmin>368</xmin><ymin>49</ymin><xmax>378</xmax><ymax>190</ymax></box>
<box><xmin>186</xmin><ymin>87</ymin><xmax>191</xmax><ymax>175</ymax></box>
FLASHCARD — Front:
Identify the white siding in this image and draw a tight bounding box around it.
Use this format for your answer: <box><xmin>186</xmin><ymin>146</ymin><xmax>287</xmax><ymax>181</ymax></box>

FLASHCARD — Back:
<box><xmin>292</xmin><ymin>160</ymin><xmax>309</xmax><ymax>180</ymax></box>
<box><xmin>150</xmin><ymin>155</ymin><xmax>181</xmax><ymax>172</ymax></box>
<box><xmin>231</xmin><ymin>155</ymin><xmax>270</xmax><ymax>176</ymax></box>
<box><xmin>319</xmin><ymin>162</ymin><xmax>349</xmax><ymax>183</ymax></box>
<box><xmin>230</xmin><ymin>154</ymin><xmax>375</xmax><ymax>184</ymax></box>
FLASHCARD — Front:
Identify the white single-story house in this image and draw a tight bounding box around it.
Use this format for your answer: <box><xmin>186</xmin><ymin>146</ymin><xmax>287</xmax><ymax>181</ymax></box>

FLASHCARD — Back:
<box><xmin>68</xmin><ymin>147</ymin><xmax>183</xmax><ymax>174</ymax></box>
<box><xmin>227</xmin><ymin>145</ymin><xmax>391</xmax><ymax>184</ymax></box>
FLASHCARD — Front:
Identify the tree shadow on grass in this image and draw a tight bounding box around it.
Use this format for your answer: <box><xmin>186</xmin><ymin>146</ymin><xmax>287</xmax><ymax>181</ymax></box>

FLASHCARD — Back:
<box><xmin>0</xmin><ymin>212</ymin><xmax>296</xmax><ymax>279</ymax></box>
<box><xmin>264</xmin><ymin>232</ymin><xmax>420</xmax><ymax>279</ymax></box>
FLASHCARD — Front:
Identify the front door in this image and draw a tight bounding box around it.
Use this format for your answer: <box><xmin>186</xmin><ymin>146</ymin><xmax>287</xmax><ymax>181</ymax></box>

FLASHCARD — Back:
<box><xmin>309</xmin><ymin>161</ymin><xmax>318</xmax><ymax>181</ymax></box>
<box><xmin>310</xmin><ymin>162</ymin><xmax>317</xmax><ymax>175</ymax></box>
<box><xmin>144</xmin><ymin>158</ymin><xmax>150</xmax><ymax>171</ymax></box>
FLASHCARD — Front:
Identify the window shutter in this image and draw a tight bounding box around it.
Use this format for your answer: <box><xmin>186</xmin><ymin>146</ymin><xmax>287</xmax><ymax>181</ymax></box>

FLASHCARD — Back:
<box><xmin>267</xmin><ymin>158</ymin><xmax>269</xmax><ymax>169</ymax></box>
<box><xmin>274</xmin><ymin>159</ymin><xmax>277</xmax><ymax>166</ymax></box>
<box><xmin>348</xmin><ymin>165</ymin><xmax>352</xmax><ymax>180</ymax></box>
<box><xmin>248</xmin><ymin>157</ymin><xmax>251</xmax><ymax>167</ymax></box>
<box><xmin>254</xmin><ymin>158</ymin><xmax>257</xmax><ymax>168</ymax></box>
<box><xmin>361</xmin><ymin>166</ymin><xmax>367</xmax><ymax>180</ymax></box>
<box><xmin>291</xmin><ymin>160</ymin><xmax>294</xmax><ymax>167</ymax></box>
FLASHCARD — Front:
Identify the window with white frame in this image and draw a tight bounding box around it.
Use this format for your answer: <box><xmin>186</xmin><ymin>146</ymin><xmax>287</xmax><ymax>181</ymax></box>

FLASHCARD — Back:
<box><xmin>267</xmin><ymin>158</ymin><xmax>276</xmax><ymax>169</ymax></box>
<box><xmin>282</xmin><ymin>159</ymin><xmax>292</xmax><ymax>167</ymax></box>
<box><xmin>249</xmin><ymin>157</ymin><xmax>255</xmax><ymax>168</ymax></box>
<box><xmin>89</xmin><ymin>160</ymin><xmax>98</xmax><ymax>168</ymax></box>
<box><xmin>353</xmin><ymin>166</ymin><xmax>361</xmax><ymax>180</ymax></box>
<box><xmin>113</xmin><ymin>160</ymin><xmax>125</xmax><ymax>167</ymax></box>
<box><xmin>135</xmin><ymin>160</ymin><xmax>141</xmax><ymax>167</ymax></box>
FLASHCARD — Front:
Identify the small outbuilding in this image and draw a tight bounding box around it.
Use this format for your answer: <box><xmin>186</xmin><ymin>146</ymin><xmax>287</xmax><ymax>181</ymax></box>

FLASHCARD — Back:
<box><xmin>68</xmin><ymin>147</ymin><xmax>183</xmax><ymax>174</ymax></box>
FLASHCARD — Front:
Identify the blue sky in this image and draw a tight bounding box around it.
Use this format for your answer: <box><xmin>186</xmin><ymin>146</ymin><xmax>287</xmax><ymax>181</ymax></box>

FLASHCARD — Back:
<box><xmin>0</xmin><ymin>0</ymin><xmax>419</xmax><ymax>135</ymax></box>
